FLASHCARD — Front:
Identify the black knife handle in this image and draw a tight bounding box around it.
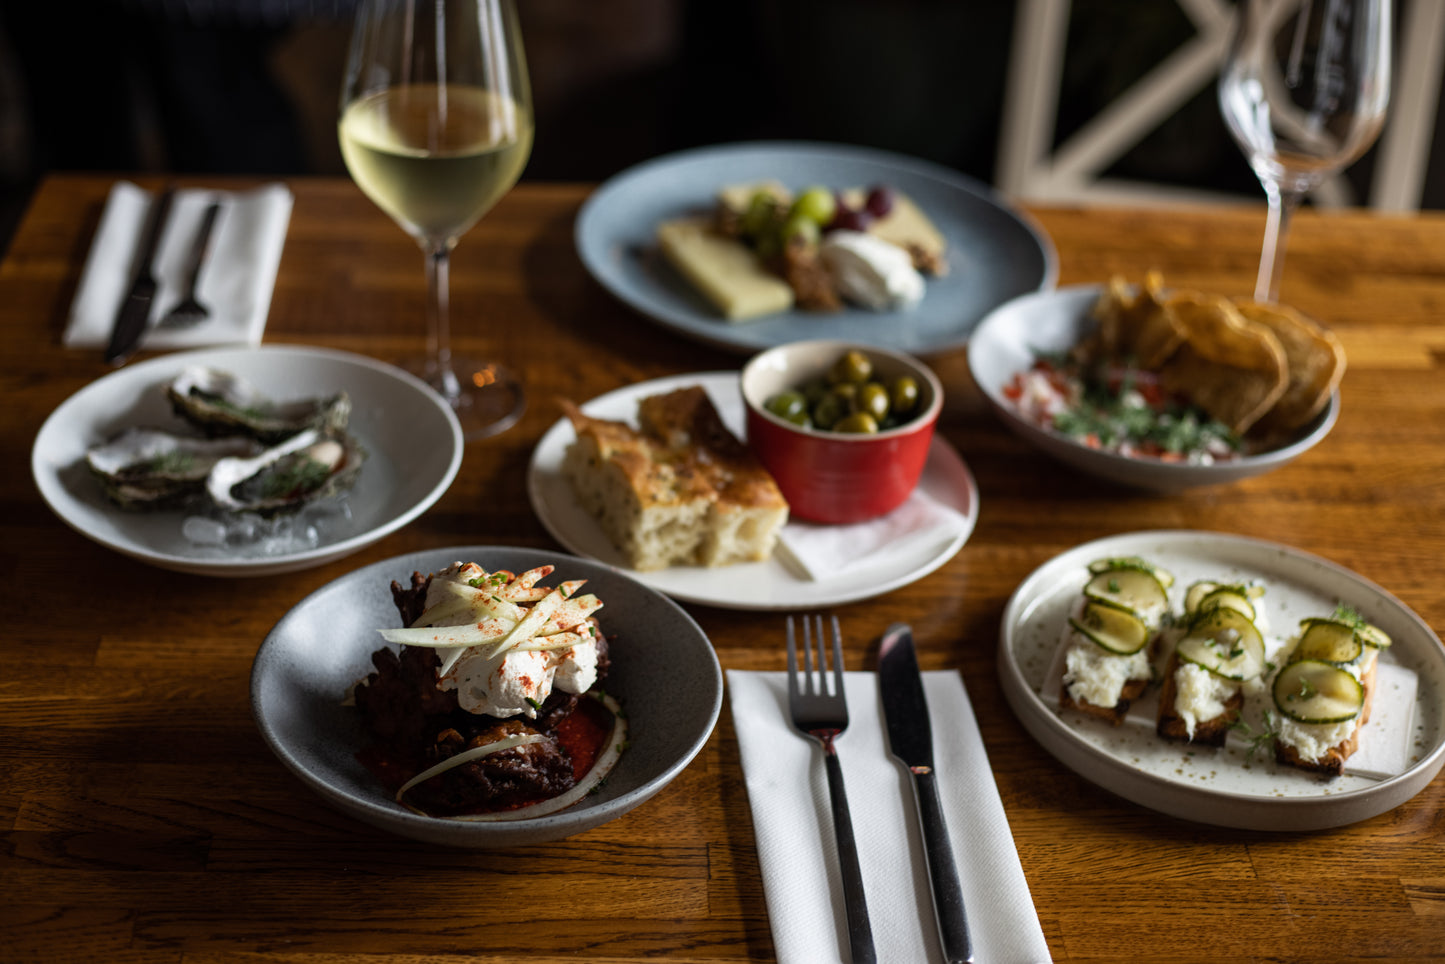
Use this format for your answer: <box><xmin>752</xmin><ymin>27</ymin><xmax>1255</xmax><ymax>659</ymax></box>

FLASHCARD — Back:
<box><xmin>823</xmin><ymin>745</ymin><xmax>876</xmax><ymax>964</ymax></box>
<box><xmin>911</xmin><ymin>768</ymin><xmax>973</xmax><ymax>963</ymax></box>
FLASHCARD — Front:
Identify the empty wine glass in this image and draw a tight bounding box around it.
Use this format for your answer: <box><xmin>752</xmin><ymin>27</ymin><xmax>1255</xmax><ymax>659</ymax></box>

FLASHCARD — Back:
<box><xmin>1219</xmin><ymin>0</ymin><xmax>1391</xmax><ymax>303</ymax></box>
<box><xmin>339</xmin><ymin>0</ymin><xmax>533</xmax><ymax>439</ymax></box>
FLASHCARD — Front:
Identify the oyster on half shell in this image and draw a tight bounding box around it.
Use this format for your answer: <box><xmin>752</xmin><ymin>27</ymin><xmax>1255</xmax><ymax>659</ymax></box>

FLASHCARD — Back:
<box><xmin>86</xmin><ymin>428</ymin><xmax>261</xmax><ymax>510</ymax></box>
<box><xmin>206</xmin><ymin>428</ymin><xmax>366</xmax><ymax>516</ymax></box>
<box><xmin>167</xmin><ymin>367</ymin><xmax>351</xmax><ymax>443</ymax></box>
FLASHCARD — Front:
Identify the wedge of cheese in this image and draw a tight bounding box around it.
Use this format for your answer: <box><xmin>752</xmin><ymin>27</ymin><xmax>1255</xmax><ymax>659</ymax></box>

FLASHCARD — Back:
<box><xmin>656</xmin><ymin>216</ymin><xmax>794</xmax><ymax>321</ymax></box>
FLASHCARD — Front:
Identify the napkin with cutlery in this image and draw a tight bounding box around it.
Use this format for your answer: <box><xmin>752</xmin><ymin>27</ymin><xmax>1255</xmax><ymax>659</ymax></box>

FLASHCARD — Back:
<box><xmin>728</xmin><ymin>669</ymin><xmax>1052</xmax><ymax>964</ymax></box>
<box><xmin>64</xmin><ymin>180</ymin><xmax>294</xmax><ymax>351</ymax></box>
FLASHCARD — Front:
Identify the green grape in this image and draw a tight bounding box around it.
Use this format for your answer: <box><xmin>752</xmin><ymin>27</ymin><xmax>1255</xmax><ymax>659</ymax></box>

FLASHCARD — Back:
<box><xmin>790</xmin><ymin>186</ymin><xmax>836</xmax><ymax>225</ymax></box>
<box><xmin>781</xmin><ymin>213</ymin><xmax>820</xmax><ymax>246</ymax></box>
<box><xmin>741</xmin><ymin>192</ymin><xmax>778</xmax><ymax>238</ymax></box>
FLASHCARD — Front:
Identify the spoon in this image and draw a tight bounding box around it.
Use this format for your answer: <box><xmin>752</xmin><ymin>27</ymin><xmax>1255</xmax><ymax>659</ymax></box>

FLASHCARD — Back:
<box><xmin>158</xmin><ymin>201</ymin><xmax>221</xmax><ymax>329</ymax></box>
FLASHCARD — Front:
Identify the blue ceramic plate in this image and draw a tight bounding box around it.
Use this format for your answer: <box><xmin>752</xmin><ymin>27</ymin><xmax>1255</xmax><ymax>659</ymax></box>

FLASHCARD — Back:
<box><xmin>575</xmin><ymin>141</ymin><xmax>1057</xmax><ymax>355</ymax></box>
<box><xmin>252</xmin><ymin>546</ymin><xmax>723</xmax><ymax>847</ymax></box>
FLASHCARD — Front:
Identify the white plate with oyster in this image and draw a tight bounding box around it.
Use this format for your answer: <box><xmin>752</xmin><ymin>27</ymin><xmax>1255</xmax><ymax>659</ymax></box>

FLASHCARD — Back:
<box><xmin>31</xmin><ymin>346</ymin><xmax>463</xmax><ymax>576</ymax></box>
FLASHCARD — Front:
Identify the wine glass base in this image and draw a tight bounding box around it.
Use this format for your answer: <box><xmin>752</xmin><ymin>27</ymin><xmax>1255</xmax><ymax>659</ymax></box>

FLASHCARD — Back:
<box><xmin>409</xmin><ymin>356</ymin><xmax>526</xmax><ymax>441</ymax></box>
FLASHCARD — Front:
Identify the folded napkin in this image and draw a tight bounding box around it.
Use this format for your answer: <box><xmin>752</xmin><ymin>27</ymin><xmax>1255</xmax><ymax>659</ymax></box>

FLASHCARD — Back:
<box><xmin>728</xmin><ymin>670</ymin><xmax>1052</xmax><ymax>964</ymax></box>
<box><xmin>64</xmin><ymin>180</ymin><xmax>294</xmax><ymax>350</ymax></box>
<box><xmin>774</xmin><ymin>487</ymin><xmax>972</xmax><ymax>581</ymax></box>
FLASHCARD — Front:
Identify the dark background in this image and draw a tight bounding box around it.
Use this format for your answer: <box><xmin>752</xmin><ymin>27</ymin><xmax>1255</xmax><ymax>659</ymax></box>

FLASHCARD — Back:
<box><xmin>2</xmin><ymin>0</ymin><xmax>1438</xmax><ymax>256</ymax></box>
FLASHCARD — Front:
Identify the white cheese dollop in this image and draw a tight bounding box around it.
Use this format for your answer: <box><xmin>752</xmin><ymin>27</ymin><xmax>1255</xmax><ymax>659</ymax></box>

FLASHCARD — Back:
<box><xmin>818</xmin><ymin>230</ymin><xmax>925</xmax><ymax>310</ymax></box>
<box><xmin>418</xmin><ymin>562</ymin><xmax>601</xmax><ymax>720</ymax></box>
<box><xmin>1171</xmin><ymin>661</ymin><xmax>1235</xmax><ymax>739</ymax></box>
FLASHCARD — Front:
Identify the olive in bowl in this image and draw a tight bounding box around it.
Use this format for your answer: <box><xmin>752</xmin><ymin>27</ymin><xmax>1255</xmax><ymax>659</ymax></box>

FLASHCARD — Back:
<box><xmin>740</xmin><ymin>340</ymin><xmax>943</xmax><ymax>524</ymax></box>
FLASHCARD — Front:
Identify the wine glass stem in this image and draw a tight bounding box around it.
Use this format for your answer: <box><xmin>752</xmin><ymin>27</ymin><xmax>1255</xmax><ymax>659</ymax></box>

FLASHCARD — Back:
<box><xmin>1257</xmin><ymin>183</ymin><xmax>1304</xmax><ymax>303</ymax></box>
<box><xmin>424</xmin><ymin>241</ymin><xmax>463</xmax><ymax>403</ymax></box>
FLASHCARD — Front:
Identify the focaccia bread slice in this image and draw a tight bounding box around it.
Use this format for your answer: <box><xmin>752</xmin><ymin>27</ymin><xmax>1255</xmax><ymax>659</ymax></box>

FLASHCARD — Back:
<box><xmin>561</xmin><ymin>387</ymin><xmax>789</xmax><ymax>572</ymax></box>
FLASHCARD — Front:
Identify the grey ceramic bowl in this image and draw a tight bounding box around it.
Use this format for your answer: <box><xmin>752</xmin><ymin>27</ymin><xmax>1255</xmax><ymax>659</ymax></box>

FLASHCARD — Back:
<box><xmin>967</xmin><ymin>285</ymin><xmax>1340</xmax><ymax>491</ymax></box>
<box><xmin>252</xmin><ymin>546</ymin><xmax>722</xmax><ymax>847</ymax></box>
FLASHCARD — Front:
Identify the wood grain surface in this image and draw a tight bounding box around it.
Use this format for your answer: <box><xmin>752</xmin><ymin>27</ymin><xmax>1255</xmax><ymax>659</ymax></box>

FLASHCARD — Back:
<box><xmin>3</xmin><ymin>174</ymin><xmax>1444</xmax><ymax>963</ymax></box>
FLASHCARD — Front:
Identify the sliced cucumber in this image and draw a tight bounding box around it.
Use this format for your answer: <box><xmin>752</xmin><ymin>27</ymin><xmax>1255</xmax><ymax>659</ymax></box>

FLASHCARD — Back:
<box><xmin>1068</xmin><ymin>601</ymin><xmax>1150</xmax><ymax>655</ymax></box>
<box><xmin>1183</xmin><ymin>580</ymin><xmax>1218</xmax><ymax>614</ymax></box>
<box><xmin>1195</xmin><ymin>587</ymin><xmax>1256</xmax><ymax>621</ymax></box>
<box><xmin>1088</xmin><ymin>556</ymin><xmax>1175</xmax><ymax>589</ymax></box>
<box><xmin>1356</xmin><ymin>621</ymin><xmax>1392</xmax><ymax>649</ymax></box>
<box><xmin>1083</xmin><ymin>568</ymin><xmax>1168</xmax><ymax>617</ymax></box>
<box><xmin>1294</xmin><ymin>619</ymin><xmax>1364</xmax><ymax>665</ymax></box>
<box><xmin>1272</xmin><ymin>659</ymin><xmax>1364</xmax><ymax>724</ymax></box>
<box><xmin>1175</xmin><ymin>607</ymin><xmax>1265</xmax><ymax>680</ymax></box>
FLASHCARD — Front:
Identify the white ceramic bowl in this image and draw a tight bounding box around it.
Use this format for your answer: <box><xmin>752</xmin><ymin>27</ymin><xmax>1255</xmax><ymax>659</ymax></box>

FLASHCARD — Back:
<box><xmin>967</xmin><ymin>285</ymin><xmax>1339</xmax><ymax>491</ymax></box>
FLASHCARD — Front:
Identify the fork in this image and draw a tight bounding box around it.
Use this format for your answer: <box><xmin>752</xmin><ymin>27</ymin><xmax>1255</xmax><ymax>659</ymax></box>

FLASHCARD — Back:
<box><xmin>157</xmin><ymin>201</ymin><xmax>221</xmax><ymax>329</ymax></box>
<box><xmin>786</xmin><ymin>614</ymin><xmax>876</xmax><ymax>964</ymax></box>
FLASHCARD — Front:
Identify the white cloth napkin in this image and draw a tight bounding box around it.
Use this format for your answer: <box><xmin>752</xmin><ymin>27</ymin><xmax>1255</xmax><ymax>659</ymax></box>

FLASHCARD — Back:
<box><xmin>728</xmin><ymin>669</ymin><xmax>1052</xmax><ymax>964</ymax></box>
<box><xmin>774</xmin><ymin>488</ymin><xmax>971</xmax><ymax>581</ymax></box>
<box><xmin>64</xmin><ymin>180</ymin><xmax>294</xmax><ymax>350</ymax></box>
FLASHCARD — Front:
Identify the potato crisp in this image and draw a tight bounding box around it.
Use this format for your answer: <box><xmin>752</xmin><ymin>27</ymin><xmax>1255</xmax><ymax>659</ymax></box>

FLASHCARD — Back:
<box><xmin>1083</xmin><ymin>276</ymin><xmax>1345</xmax><ymax>438</ymax></box>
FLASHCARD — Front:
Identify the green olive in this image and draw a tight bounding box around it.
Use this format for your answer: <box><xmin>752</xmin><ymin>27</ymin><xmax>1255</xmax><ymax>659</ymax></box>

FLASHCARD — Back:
<box><xmin>833</xmin><ymin>412</ymin><xmax>880</xmax><ymax>434</ymax></box>
<box><xmin>857</xmin><ymin>382</ymin><xmax>890</xmax><ymax>422</ymax></box>
<box><xmin>889</xmin><ymin>376</ymin><xmax>920</xmax><ymax>417</ymax></box>
<box><xmin>765</xmin><ymin>390</ymin><xmax>808</xmax><ymax>423</ymax></box>
<box><xmin>811</xmin><ymin>392</ymin><xmax>848</xmax><ymax>430</ymax></box>
<box><xmin>781</xmin><ymin>213</ymin><xmax>820</xmax><ymax>246</ymax></box>
<box><xmin>828</xmin><ymin>349</ymin><xmax>873</xmax><ymax>385</ymax></box>
<box><xmin>800</xmin><ymin>377</ymin><xmax>830</xmax><ymax>407</ymax></box>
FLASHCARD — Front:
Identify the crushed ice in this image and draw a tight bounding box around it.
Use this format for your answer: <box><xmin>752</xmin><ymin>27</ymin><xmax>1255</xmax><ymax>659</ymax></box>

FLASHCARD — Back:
<box><xmin>182</xmin><ymin>497</ymin><xmax>354</xmax><ymax>558</ymax></box>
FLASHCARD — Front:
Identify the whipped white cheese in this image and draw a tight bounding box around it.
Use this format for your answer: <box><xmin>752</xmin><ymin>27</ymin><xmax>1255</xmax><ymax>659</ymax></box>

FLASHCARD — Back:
<box><xmin>420</xmin><ymin>563</ymin><xmax>601</xmax><ymax>719</ymax></box>
<box><xmin>819</xmin><ymin>230</ymin><xmax>924</xmax><ymax>310</ymax></box>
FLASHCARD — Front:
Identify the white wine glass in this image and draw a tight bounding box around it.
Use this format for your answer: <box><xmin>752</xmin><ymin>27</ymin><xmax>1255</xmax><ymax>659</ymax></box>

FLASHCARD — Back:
<box><xmin>339</xmin><ymin>0</ymin><xmax>533</xmax><ymax>439</ymax></box>
<box><xmin>1219</xmin><ymin>0</ymin><xmax>1391</xmax><ymax>303</ymax></box>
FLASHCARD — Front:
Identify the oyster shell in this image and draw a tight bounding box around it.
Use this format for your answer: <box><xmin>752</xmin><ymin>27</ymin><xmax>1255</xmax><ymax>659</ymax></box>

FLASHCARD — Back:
<box><xmin>206</xmin><ymin>428</ymin><xmax>366</xmax><ymax>516</ymax></box>
<box><xmin>167</xmin><ymin>367</ymin><xmax>351</xmax><ymax>443</ymax></box>
<box><xmin>86</xmin><ymin>428</ymin><xmax>260</xmax><ymax>510</ymax></box>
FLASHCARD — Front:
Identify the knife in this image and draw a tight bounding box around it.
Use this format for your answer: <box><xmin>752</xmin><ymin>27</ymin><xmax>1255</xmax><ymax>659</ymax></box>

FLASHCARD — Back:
<box><xmin>878</xmin><ymin>622</ymin><xmax>973</xmax><ymax>964</ymax></box>
<box><xmin>104</xmin><ymin>187</ymin><xmax>175</xmax><ymax>365</ymax></box>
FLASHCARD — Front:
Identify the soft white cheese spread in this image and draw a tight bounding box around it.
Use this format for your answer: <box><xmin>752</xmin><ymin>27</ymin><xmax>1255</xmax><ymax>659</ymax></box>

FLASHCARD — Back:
<box><xmin>818</xmin><ymin>230</ymin><xmax>924</xmax><ymax>310</ymax></box>
<box><xmin>420</xmin><ymin>563</ymin><xmax>601</xmax><ymax>720</ymax></box>
<box><xmin>1171</xmin><ymin>661</ymin><xmax>1235</xmax><ymax>739</ymax></box>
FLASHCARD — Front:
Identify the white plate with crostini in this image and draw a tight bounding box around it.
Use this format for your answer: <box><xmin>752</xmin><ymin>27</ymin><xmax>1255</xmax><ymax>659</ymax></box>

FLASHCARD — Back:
<box><xmin>526</xmin><ymin>372</ymin><xmax>979</xmax><ymax>610</ymax></box>
<box><xmin>575</xmin><ymin>141</ymin><xmax>1057</xmax><ymax>355</ymax></box>
<box><xmin>999</xmin><ymin>530</ymin><xmax>1445</xmax><ymax>831</ymax></box>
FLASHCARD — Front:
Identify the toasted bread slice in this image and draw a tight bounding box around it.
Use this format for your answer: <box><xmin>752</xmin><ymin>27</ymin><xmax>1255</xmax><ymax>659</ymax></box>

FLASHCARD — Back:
<box><xmin>1156</xmin><ymin>651</ymin><xmax>1244</xmax><ymax>747</ymax></box>
<box><xmin>1059</xmin><ymin>675</ymin><xmax>1150</xmax><ymax>726</ymax></box>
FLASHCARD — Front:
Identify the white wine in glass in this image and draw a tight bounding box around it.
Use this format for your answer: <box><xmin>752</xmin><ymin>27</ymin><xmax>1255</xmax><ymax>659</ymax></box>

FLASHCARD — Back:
<box><xmin>1219</xmin><ymin>0</ymin><xmax>1390</xmax><ymax>304</ymax></box>
<box><xmin>340</xmin><ymin>0</ymin><xmax>533</xmax><ymax>439</ymax></box>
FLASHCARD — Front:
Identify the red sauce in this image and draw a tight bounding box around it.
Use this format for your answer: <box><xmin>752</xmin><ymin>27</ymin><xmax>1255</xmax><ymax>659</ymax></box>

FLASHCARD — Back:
<box><xmin>356</xmin><ymin>694</ymin><xmax>617</xmax><ymax>815</ymax></box>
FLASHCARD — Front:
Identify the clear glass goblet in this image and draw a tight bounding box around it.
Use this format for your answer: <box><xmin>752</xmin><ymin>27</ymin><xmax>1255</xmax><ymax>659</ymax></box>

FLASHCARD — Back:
<box><xmin>1219</xmin><ymin>0</ymin><xmax>1391</xmax><ymax>303</ymax></box>
<box><xmin>339</xmin><ymin>0</ymin><xmax>532</xmax><ymax>439</ymax></box>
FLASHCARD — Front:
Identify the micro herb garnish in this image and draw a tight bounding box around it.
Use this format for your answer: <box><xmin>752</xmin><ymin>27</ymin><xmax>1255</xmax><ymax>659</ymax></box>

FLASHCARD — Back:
<box><xmin>256</xmin><ymin>455</ymin><xmax>332</xmax><ymax>499</ymax></box>
<box><xmin>525</xmin><ymin>697</ymin><xmax>542</xmax><ymax>711</ymax></box>
<box><xmin>1332</xmin><ymin>603</ymin><xmax>1364</xmax><ymax>627</ymax></box>
<box><xmin>1287</xmin><ymin>677</ymin><xmax>1318</xmax><ymax>702</ymax></box>
<box><xmin>141</xmin><ymin>451</ymin><xmax>199</xmax><ymax>475</ymax></box>
<box><xmin>468</xmin><ymin>576</ymin><xmax>484</xmax><ymax>588</ymax></box>
<box><xmin>1230</xmin><ymin>710</ymin><xmax>1279</xmax><ymax>762</ymax></box>
<box><xmin>1108</xmin><ymin>578</ymin><xmax>1121</xmax><ymax>594</ymax></box>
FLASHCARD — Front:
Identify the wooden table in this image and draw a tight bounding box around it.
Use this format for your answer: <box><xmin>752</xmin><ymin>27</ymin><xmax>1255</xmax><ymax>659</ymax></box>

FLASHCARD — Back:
<box><xmin>3</xmin><ymin>174</ymin><xmax>1444</xmax><ymax>963</ymax></box>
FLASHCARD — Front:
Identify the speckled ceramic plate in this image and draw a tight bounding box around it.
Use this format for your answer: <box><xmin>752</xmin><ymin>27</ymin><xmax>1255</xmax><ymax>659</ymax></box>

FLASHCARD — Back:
<box><xmin>998</xmin><ymin>530</ymin><xmax>1445</xmax><ymax>830</ymax></box>
<box><xmin>252</xmin><ymin>546</ymin><xmax>723</xmax><ymax>847</ymax></box>
<box><xmin>575</xmin><ymin>141</ymin><xmax>1056</xmax><ymax>355</ymax></box>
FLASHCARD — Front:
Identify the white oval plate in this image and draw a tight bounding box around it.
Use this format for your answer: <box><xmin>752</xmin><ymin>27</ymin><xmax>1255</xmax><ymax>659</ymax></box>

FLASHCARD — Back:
<box><xmin>968</xmin><ymin>285</ymin><xmax>1339</xmax><ymax>491</ymax></box>
<box><xmin>575</xmin><ymin>141</ymin><xmax>1057</xmax><ymax>355</ymax></box>
<box><xmin>526</xmin><ymin>372</ymin><xmax>979</xmax><ymax>610</ymax></box>
<box><xmin>32</xmin><ymin>346</ymin><xmax>463</xmax><ymax>577</ymax></box>
<box><xmin>999</xmin><ymin>530</ymin><xmax>1445</xmax><ymax>830</ymax></box>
